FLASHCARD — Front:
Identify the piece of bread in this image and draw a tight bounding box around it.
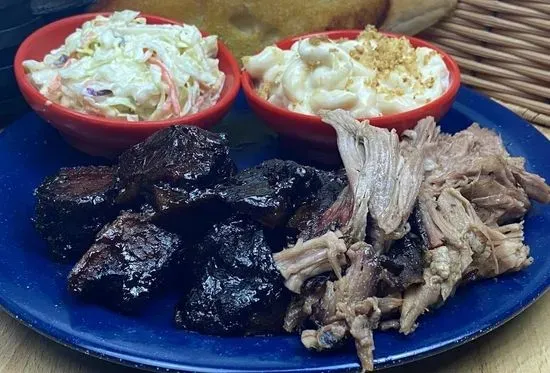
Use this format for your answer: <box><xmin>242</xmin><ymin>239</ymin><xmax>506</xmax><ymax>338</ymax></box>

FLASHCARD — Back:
<box><xmin>90</xmin><ymin>0</ymin><xmax>455</xmax><ymax>59</ymax></box>
<box><xmin>380</xmin><ymin>0</ymin><xmax>457</xmax><ymax>34</ymax></box>
<box><xmin>90</xmin><ymin>0</ymin><xmax>389</xmax><ymax>59</ymax></box>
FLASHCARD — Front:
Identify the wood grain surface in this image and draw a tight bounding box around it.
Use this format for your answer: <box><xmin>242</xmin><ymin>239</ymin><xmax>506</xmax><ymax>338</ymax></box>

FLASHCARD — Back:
<box><xmin>0</xmin><ymin>126</ymin><xmax>549</xmax><ymax>373</ymax></box>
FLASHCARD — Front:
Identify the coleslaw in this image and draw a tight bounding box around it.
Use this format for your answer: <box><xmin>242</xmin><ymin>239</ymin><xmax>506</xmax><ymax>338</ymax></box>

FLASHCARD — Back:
<box><xmin>23</xmin><ymin>10</ymin><xmax>225</xmax><ymax>121</ymax></box>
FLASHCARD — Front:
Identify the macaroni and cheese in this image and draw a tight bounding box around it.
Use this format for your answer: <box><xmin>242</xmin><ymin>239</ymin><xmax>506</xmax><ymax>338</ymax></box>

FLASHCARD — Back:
<box><xmin>243</xmin><ymin>27</ymin><xmax>450</xmax><ymax>118</ymax></box>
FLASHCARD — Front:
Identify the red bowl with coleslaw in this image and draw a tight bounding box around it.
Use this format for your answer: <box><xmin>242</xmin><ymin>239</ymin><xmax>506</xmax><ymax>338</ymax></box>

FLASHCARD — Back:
<box><xmin>14</xmin><ymin>12</ymin><xmax>241</xmax><ymax>158</ymax></box>
<box><xmin>241</xmin><ymin>30</ymin><xmax>460</xmax><ymax>164</ymax></box>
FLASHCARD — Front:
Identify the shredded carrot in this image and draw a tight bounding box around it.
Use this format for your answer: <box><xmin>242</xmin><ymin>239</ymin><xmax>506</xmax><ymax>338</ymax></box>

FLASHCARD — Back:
<box><xmin>46</xmin><ymin>75</ymin><xmax>62</xmax><ymax>96</ymax></box>
<box><xmin>194</xmin><ymin>96</ymin><xmax>205</xmax><ymax>113</ymax></box>
<box><xmin>81</xmin><ymin>99</ymin><xmax>104</xmax><ymax>116</ymax></box>
<box><xmin>162</xmin><ymin>101</ymin><xmax>173</xmax><ymax>116</ymax></box>
<box><xmin>148</xmin><ymin>56</ymin><xmax>181</xmax><ymax>116</ymax></box>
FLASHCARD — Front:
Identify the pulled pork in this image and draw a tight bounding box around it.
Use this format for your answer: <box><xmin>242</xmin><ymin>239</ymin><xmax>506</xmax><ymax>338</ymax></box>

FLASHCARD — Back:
<box><xmin>273</xmin><ymin>113</ymin><xmax>550</xmax><ymax>372</ymax></box>
<box><xmin>400</xmin><ymin>124</ymin><xmax>550</xmax><ymax>334</ymax></box>
<box><xmin>274</xmin><ymin>110</ymin><xmax>436</xmax><ymax>371</ymax></box>
<box><xmin>322</xmin><ymin>110</ymin><xmax>437</xmax><ymax>248</ymax></box>
<box><xmin>273</xmin><ymin>231</ymin><xmax>347</xmax><ymax>294</ymax></box>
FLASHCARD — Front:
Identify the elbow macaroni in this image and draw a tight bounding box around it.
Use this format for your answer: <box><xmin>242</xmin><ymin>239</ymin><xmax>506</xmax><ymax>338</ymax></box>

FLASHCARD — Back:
<box><xmin>244</xmin><ymin>27</ymin><xmax>450</xmax><ymax>118</ymax></box>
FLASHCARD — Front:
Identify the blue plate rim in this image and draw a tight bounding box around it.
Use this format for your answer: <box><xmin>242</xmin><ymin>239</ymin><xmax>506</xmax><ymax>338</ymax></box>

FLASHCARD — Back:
<box><xmin>0</xmin><ymin>86</ymin><xmax>549</xmax><ymax>373</ymax></box>
<box><xmin>2</xmin><ymin>286</ymin><xmax>549</xmax><ymax>373</ymax></box>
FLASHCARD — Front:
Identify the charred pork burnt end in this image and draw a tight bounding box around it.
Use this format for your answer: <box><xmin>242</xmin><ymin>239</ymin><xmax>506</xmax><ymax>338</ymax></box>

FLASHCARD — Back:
<box><xmin>287</xmin><ymin>169</ymin><xmax>347</xmax><ymax>241</ymax></box>
<box><xmin>33</xmin><ymin>166</ymin><xmax>118</xmax><ymax>261</ymax></box>
<box><xmin>175</xmin><ymin>261</ymin><xmax>289</xmax><ymax>335</ymax></box>
<box><xmin>116</xmin><ymin>126</ymin><xmax>236</xmax><ymax>203</ymax></box>
<box><xmin>191</xmin><ymin>216</ymin><xmax>284</xmax><ymax>279</ymax></box>
<box><xmin>378</xmin><ymin>232</ymin><xmax>425</xmax><ymax>295</ymax></box>
<box><xmin>218</xmin><ymin>159</ymin><xmax>324</xmax><ymax>228</ymax></box>
<box><xmin>175</xmin><ymin>216</ymin><xmax>289</xmax><ymax>335</ymax></box>
<box><xmin>68</xmin><ymin>211</ymin><xmax>182</xmax><ymax>313</ymax></box>
<box><xmin>149</xmin><ymin>183</ymin><xmax>228</xmax><ymax>237</ymax></box>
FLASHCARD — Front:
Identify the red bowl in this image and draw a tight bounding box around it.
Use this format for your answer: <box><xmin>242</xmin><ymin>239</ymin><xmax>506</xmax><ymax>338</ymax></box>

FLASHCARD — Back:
<box><xmin>242</xmin><ymin>30</ymin><xmax>460</xmax><ymax>163</ymax></box>
<box><xmin>14</xmin><ymin>13</ymin><xmax>241</xmax><ymax>158</ymax></box>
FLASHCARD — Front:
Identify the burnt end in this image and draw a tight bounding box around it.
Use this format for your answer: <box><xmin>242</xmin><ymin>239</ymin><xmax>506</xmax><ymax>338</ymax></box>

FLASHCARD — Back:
<box><xmin>378</xmin><ymin>233</ymin><xmax>425</xmax><ymax>295</ymax></box>
<box><xmin>68</xmin><ymin>211</ymin><xmax>182</xmax><ymax>313</ymax></box>
<box><xmin>287</xmin><ymin>169</ymin><xmax>347</xmax><ymax>241</ymax></box>
<box><xmin>193</xmin><ymin>216</ymin><xmax>282</xmax><ymax>278</ymax></box>
<box><xmin>218</xmin><ymin>159</ymin><xmax>323</xmax><ymax>228</ymax></box>
<box><xmin>33</xmin><ymin>166</ymin><xmax>119</xmax><ymax>262</ymax></box>
<box><xmin>116</xmin><ymin>126</ymin><xmax>236</xmax><ymax>203</ymax></box>
<box><xmin>174</xmin><ymin>261</ymin><xmax>288</xmax><ymax>336</ymax></box>
<box><xmin>148</xmin><ymin>183</ymin><xmax>229</xmax><ymax>237</ymax></box>
<box><xmin>175</xmin><ymin>216</ymin><xmax>289</xmax><ymax>335</ymax></box>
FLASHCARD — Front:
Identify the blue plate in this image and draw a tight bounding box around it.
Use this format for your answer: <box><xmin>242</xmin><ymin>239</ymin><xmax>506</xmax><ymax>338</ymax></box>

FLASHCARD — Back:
<box><xmin>0</xmin><ymin>87</ymin><xmax>549</xmax><ymax>372</ymax></box>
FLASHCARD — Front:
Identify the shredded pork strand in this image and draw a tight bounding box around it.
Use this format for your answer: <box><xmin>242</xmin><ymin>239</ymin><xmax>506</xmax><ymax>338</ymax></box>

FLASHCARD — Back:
<box><xmin>321</xmin><ymin>110</ymin><xmax>436</xmax><ymax>247</ymax></box>
<box><xmin>291</xmin><ymin>242</ymin><xmax>403</xmax><ymax>372</ymax></box>
<box><xmin>301</xmin><ymin>320</ymin><xmax>349</xmax><ymax>351</ymax></box>
<box><xmin>273</xmin><ymin>231</ymin><xmax>347</xmax><ymax>293</ymax></box>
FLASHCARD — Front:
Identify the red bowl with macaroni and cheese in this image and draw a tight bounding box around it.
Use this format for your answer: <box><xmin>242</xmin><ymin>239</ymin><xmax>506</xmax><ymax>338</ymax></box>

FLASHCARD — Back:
<box><xmin>241</xmin><ymin>29</ymin><xmax>460</xmax><ymax>164</ymax></box>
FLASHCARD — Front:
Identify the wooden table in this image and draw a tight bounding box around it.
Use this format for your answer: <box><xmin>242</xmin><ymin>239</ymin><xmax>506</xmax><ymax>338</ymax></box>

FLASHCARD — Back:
<box><xmin>1</xmin><ymin>126</ymin><xmax>549</xmax><ymax>373</ymax></box>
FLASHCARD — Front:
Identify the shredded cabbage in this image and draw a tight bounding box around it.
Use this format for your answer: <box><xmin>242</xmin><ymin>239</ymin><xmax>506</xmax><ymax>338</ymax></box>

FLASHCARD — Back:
<box><xmin>23</xmin><ymin>10</ymin><xmax>225</xmax><ymax>121</ymax></box>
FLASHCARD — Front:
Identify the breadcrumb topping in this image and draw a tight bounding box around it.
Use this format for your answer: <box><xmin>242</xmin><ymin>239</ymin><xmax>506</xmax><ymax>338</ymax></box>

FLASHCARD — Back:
<box><xmin>354</xmin><ymin>26</ymin><xmax>436</xmax><ymax>97</ymax></box>
<box><xmin>243</xmin><ymin>25</ymin><xmax>449</xmax><ymax>117</ymax></box>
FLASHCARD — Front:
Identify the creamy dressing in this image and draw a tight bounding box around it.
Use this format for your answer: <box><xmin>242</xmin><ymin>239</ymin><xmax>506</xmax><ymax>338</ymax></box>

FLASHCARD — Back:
<box><xmin>23</xmin><ymin>10</ymin><xmax>225</xmax><ymax>121</ymax></box>
<box><xmin>244</xmin><ymin>27</ymin><xmax>450</xmax><ymax>118</ymax></box>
